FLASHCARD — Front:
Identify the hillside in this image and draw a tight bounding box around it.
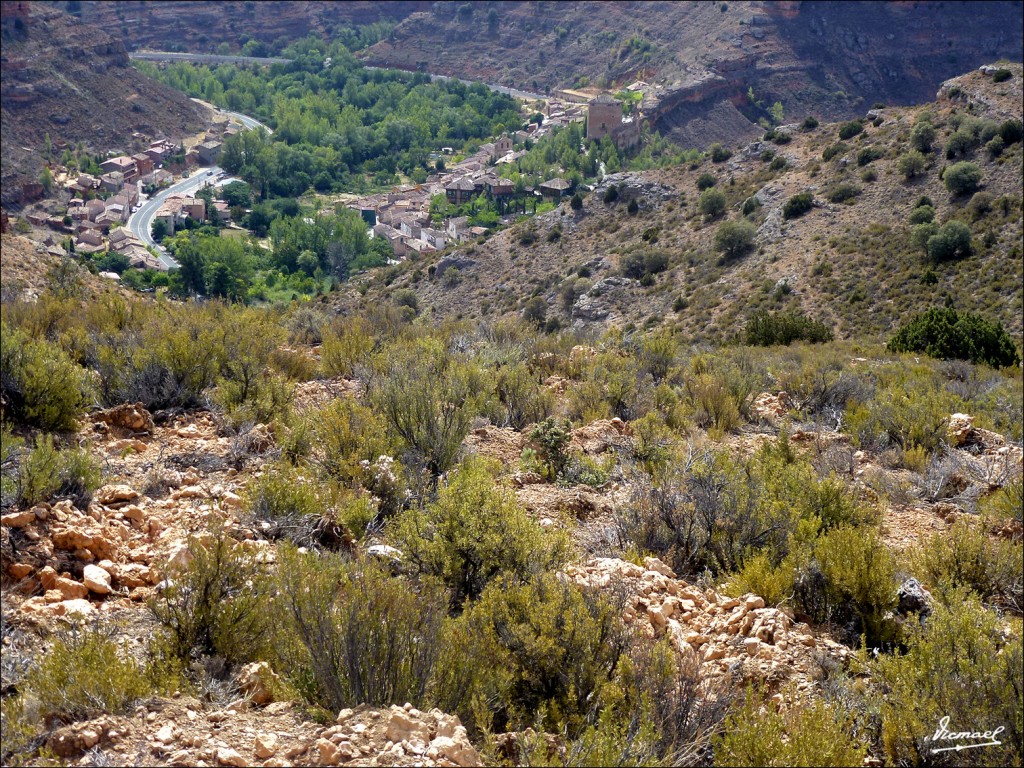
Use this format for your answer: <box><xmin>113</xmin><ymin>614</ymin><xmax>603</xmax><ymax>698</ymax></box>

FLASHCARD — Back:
<box><xmin>36</xmin><ymin>2</ymin><xmax>1024</xmax><ymax>151</ymax></box>
<box><xmin>46</xmin><ymin>0</ymin><xmax>430</xmax><ymax>51</ymax></box>
<box><xmin>0</xmin><ymin>2</ymin><xmax>209</xmax><ymax>206</ymax></box>
<box><xmin>363</xmin><ymin>0</ymin><xmax>1024</xmax><ymax>148</ymax></box>
<box><xmin>340</xmin><ymin>64</ymin><xmax>1024</xmax><ymax>346</ymax></box>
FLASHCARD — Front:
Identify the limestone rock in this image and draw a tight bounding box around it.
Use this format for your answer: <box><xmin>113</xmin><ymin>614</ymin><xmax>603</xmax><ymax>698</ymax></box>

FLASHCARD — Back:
<box><xmin>95</xmin><ymin>484</ymin><xmax>140</xmax><ymax>506</ymax></box>
<box><xmin>1</xmin><ymin>510</ymin><xmax>36</xmax><ymax>528</ymax></box>
<box><xmin>317</xmin><ymin>738</ymin><xmax>341</xmax><ymax>765</ymax></box>
<box><xmin>385</xmin><ymin>706</ymin><xmax>432</xmax><ymax>743</ymax></box>
<box><xmin>83</xmin><ymin>563</ymin><xmax>112</xmax><ymax>594</ymax></box>
<box><xmin>94</xmin><ymin>402</ymin><xmax>154</xmax><ymax>432</ymax></box>
<box><xmin>215</xmin><ymin>746</ymin><xmax>248</xmax><ymax>767</ymax></box>
<box><xmin>254</xmin><ymin>733</ymin><xmax>278</xmax><ymax>759</ymax></box>
<box><xmin>897</xmin><ymin>578</ymin><xmax>932</xmax><ymax>616</ymax></box>
<box><xmin>237</xmin><ymin>661</ymin><xmax>279</xmax><ymax>705</ymax></box>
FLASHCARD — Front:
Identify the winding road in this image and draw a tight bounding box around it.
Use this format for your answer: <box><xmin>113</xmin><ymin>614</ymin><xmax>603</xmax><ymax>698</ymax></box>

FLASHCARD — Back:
<box><xmin>126</xmin><ymin>107</ymin><xmax>272</xmax><ymax>269</ymax></box>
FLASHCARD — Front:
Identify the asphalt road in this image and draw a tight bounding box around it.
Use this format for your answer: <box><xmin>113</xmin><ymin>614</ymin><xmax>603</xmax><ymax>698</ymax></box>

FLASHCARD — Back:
<box><xmin>126</xmin><ymin>110</ymin><xmax>272</xmax><ymax>269</ymax></box>
<box><xmin>128</xmin><ymin>169</ymin><xmax>219</xmax><ymax>269</ymax></box>
<box><xmin>130</xmin><ymin>51</ymin><xmax>290</xmax><ymax>66</ymax></box>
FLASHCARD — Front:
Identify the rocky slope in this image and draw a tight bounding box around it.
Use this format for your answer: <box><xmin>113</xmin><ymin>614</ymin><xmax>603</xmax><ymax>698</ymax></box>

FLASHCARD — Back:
<box><xmin>3</xmin><ymin>365</ymin><xmax>1019</xmax><ymax>764</ymax></box>
<box><xmin>365</xmin><ymin>0</ymin><xmax>1024</xmax><ymax>148</ymax></box>
<box><xmin>34</xmin><ymin>2</ymin><xmax>1024</xmax><ymax>150</ymax></box>
<box><xmin>0</xmin><ymin>2</ymin><xmax>209</xmax><ymax>205</ymax></box>
<box><xmin>46</xmin><ymin>0</ymin><xmax>430</xmax><ymax>53</ymax></box>
<box><xmin>341</xmin><ymin>64</ymin><xmax>1024</xmax><ymax>345</ymax></box>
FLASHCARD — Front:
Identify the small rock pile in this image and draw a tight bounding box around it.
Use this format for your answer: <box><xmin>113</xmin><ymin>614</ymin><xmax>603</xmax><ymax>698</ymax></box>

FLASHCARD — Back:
<box><xmin>563</xmin><ymin>557</ymin><xmax>851</xmax><ymax>694</ymax></box>
<box><xmin>41</xmin><ymin>697</ymin><xmax>481</xmax><ymax>767</ymax></box>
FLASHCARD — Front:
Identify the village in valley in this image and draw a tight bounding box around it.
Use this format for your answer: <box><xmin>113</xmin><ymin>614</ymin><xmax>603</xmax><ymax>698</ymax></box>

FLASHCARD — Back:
<box><xmin>10</xmin><ymin>80</ymin><xmax>647</xmax><ymax>282</ymax></box>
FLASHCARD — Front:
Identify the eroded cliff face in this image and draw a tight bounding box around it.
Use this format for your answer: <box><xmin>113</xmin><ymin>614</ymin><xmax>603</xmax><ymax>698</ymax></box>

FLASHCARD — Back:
<box><xmin>47</xmin><ymin>0</ymin><xmax>430</xmax><ymax>52</ymax></box>
<box><xmin>366</xmin><ymin>0</ymin><xmax>1024</xmax><ymax>149</ymax></box>
<box><xmin>1</xmin><ymin>2</ymin><xmax>208</xmax><ymax>205</ymax></box>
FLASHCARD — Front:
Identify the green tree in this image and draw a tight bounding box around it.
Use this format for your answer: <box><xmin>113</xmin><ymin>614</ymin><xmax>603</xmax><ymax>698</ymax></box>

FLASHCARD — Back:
<box><xmin>896</xmin><ymin>150</ymin><xmax>927</xmax><ymax>180</ymax></box>
<box><xmin>943</xmin><ymin>161</ymin><xmax>982</xmax><ymax>196</ymax></box>
<box><xmin>714</xmin><ymin>219</ymin><xmax>756</xmax><ymax>259</ymax></box>
<box><xmin>782</xmin><ymin>192</ymin><xmax>813</xmax><ymax>219</ymax></box>
<box><xmin>151</xmin><ymin>217</ymin><xmax>169</xmax><ymax>243</ymax></box>
<box><xmin>698</xmin><ymin>187</ymin><xmax>727</xmax><ymax>219</ymax></box>
<box><xmin>910</xmin><ymin>120</ymin><xmax>936</xmax><ymax>152</ymax></box>
<box><xmin>888</xmin><ymin>307</ymin><xmax>1020</xmax><ymax>368</ymax></box>
<box><xmin>926</xmin><ymin>220</ymin><xmax>972</xmax><ymax>263</ymax></box>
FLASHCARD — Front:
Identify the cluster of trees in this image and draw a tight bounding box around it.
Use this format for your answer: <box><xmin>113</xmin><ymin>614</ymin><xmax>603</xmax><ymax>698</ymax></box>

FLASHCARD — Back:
<box><xmin>137</xmin><ymin>37</ymin><xmax>522</xmax><ymax>197</ymax></box>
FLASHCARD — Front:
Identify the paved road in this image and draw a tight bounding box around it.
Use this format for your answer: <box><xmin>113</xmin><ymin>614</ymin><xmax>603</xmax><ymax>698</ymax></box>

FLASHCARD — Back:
<box><xmin>128</xmin><ymin>169</ymin><xmax>218</xmax><ymax>269</ymax></box>
<box><xmin>127</xmin><ymin>109</ymin><xmax>272</xmax><ymax>269</ymax></box>
<box><xmin>130</xmin><ymin>51</ymin><xmax>290</xmax><ymax>66</ymax></box>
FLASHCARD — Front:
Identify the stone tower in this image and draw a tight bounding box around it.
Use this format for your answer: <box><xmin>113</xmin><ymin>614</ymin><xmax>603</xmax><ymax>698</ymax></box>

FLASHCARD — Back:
<box><xmin>586</xmin><ymin>94</ymin><xmax>622</xmax><ymax>142</ymax></box>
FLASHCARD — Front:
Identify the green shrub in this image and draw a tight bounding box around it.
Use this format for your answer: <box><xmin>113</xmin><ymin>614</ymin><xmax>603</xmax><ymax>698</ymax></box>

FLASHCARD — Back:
<box><xmin>698</xmin><ymin>187</ymin><xmax>727</xmax><ymax>219</ymax></box>
<box><xmin>837</xmin><ymin>120</ymin><xmax>864</xmax><ymax>140</ymax></box>
<box><xmin>998</xmin><ymin>117</ymin><xmax>1023</xmax><ymax>145</ymax></box>
<box><xmin>911</xmin><ymin>519</ymin><xmax>1022</xmax><ymax>609</ymax></box>
<box><xmin>709</xmin><ymin>143</ymin><xmax>732</xmax><ymax>163</ymax></box>
<box><xmin>320</xmin><ymin>316</ymin><xmax>375</xmax><ymax>378</ymax></box>
<box><xmin>559</xmin><ymin>452</ymin><xmax>614</xmax><ymax>489</ymax></box>
<box><xmin>926</xmin><ymin>220</ymin><xmax>973</xmax><ymax>262</ymax></box>
<box><xmin>527</xmin><ymin>417</ymin><xmax>573</xmax><ymax>480</ymax></box>
<box><xmin>967</xmin><ymin>190</ymin><xmax>995</xmax><ymax>220</ymax></box>
<box><xmin>16</xmin><ymin>434</ymin><xmax>100</xmax><ymax>508</ymax></box>
<box><xmin>856</xmin><ymin>146</ymin><xmax>883</xmax><ymax>166</ymax></box>
<box><xmin>495</xmin><ymin>362</ymin><xmax>555</xmax><ymax>430</ymax></box>
<box><xmin>369</xmin><ymin>338</ymin><xmax>476</xmax><ymax>475</ymax></box>
<box><xmin>986</xmin><ymin>135</ymin><xmax>1005</xmax><ymax>157</ymax></box>
<box><xmin>306</xmin><ymin>397</ymin><xmax>396</xmax><ymax>486</ymax></box>
<box><xmin>825</xmin><ymin>183</ymin><xmax>861</xmax><ymax>203</ymax></box>
<box><xmin>990</xmin><ymin>67</ymin><xmax>1012</xmax><ymax>82</ymax></box>
<box><xmin>272</xmin><ymin>545</ymin><xmax>447</xmax><ymax>712</ymax></box>
<box><xmin>769</xmin><ymin>155</ymin><xmax>788</xmax><ymax>171</ymax></box>
<box><xmin>943</xmin><ymin>161</ymin><xmax>982</xmax><ymax>196</ymax></box>
<box><xmin>696</xmin><ymin>172</ymin><xmax>717</xmax><ymax>190</ymax></box>
<box><xmin>821</xmin><ymin>142</ymin><xmax>849</xmax><ymax>162</ymax></box>
<box><xmin>745</xmin><ymin>310</ymin><xmax>833</xmax><ymax>346</ymax></box>
<box><xmin>151</xmin><ymin>527</ymin><xmax>269</xmax><ymax>666</ymax></box>
<box><xmin>897</xmin><ymin>150</ymin><xmax>928</xmax><ymax>180</ymax></box>
<box><xmin>805</xmin><ymin>525</ymin><xmax>898</xmax><ymax>646</ymax></box>
<box><xmin>603</xmin><ymin>184</ymin><xmax>619</xmax><ymax>204</ymax></box>
<box><xmin>244</xmin><ymin>463</ymin><xmax>328</xmax><ymax>543</ymax></box>
<box><xmin>910</xmin><ymin>120</ymin><xmax>936</xmax><ymax>152</ymax></box>
<box><xmin>945</xmin><ymin>129</ymin><xmax>978</xmax><ymax>158</ymax></box>
<box><xmin>454</xmin><ymin>573</ymin><xmax>627</xmax><ymax>736</ymax></box>
<box><xmin>725</xmin><ymin>552</ymin><xmax>795</xmax><ymax>607</ymax></box>
<box><xmin>801</xmin><ymin>115</ymin><xmax>819</xmax><ymax>130</ymax></box>
<box><xmin>872</xmin><ymin>587</ymin><xmax>1022</xmax><ymax>768</ymax></box>
<box><xmin>908</xmin><ymin>205</ymin><xmax>935</xmax><ymax>225</ymax></box>
<box><xmin>910</xmin><ymin>222</ymin><xmax>939</xmax><ymax>255</ymax></box>
<box><xmin>888</xmin><ymin>307</ymin><xmax>1020</xmax><ymax>368</ymax></box>
<box><xmin>713</xmin><ymin>687</ymin><xmax>868</xmax><ymax>767</ymax></box>
<box><xmin>627</xmin><ymin>198</ymin><xmax>639</xmax><ymax>215</ymax></box>
<box><xmin>388</xmin><ymin>457</ymin><xmax>568</xmax><ymax>606</ymax></box>
<box><xmin>714</xmin><ymin>220</ymin><xmax>757</xmax><ymax>260</ymax></box>
<box><xmin>782</xmin><ymin>192</ymin><xmax>813</xmax><ymax>220</ymax></box>
<box><xmin>25</xmin><ymin>625</ymin><xmax>181</xmax><ymax>724</ymax></box>
<box><xmin>0</xmin><ymin>322</ymin><xmax>91</xmax><ymax>432</ymax></box>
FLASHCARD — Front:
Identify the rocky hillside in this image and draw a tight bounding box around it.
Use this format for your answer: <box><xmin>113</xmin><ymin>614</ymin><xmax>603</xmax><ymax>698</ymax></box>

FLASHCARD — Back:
<box><xmin>342</xmin><ymin>64</ymin><xmax>1024</xmax><ymax>345</ymax></box>
<box><xmin>364</xmin><ymin>0</ymin><xmax>1024</xmax><ymax>148</ymax></box>
<box><xmin>36</xmin><ymin>2</ymin><xmax>1024</xmax><ymax>150</ymax></box>
<box><xmin>46</xmin><ymin>0</ymin><xmax>430</xmax><ymax>52</ymax></box>
<box><xmin>0</xmin><ymin>2</ymin><xmax>209</xmax><ymax>205</ymax></box>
